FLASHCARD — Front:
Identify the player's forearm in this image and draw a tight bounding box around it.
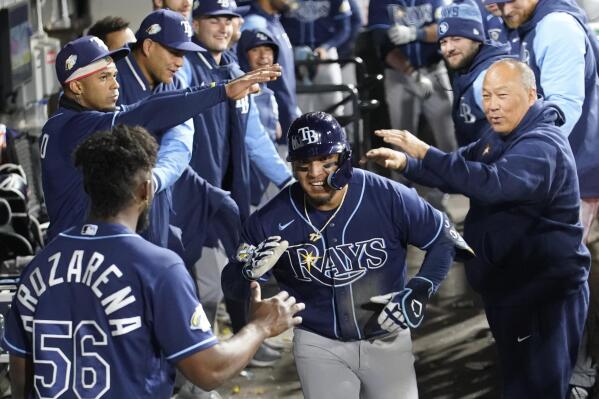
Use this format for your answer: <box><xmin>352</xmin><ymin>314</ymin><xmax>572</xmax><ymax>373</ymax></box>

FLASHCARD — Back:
<box><xmin>115</xmin><ymin>85</ymin><xmax>226</xmax><ymax>134</ymax></box>
<box><xmin>186</xmin><ymin>323</ymin><xmax>268</xmax><ymax>390</ymax></box>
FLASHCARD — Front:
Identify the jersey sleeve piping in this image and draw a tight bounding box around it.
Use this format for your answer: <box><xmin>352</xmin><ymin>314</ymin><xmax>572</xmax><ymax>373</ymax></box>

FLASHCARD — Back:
<box><xmin>2</xmin><ymin>336</ymin><xmax>30</xmax><ymax>356</ymax></box>
<box><xmin>165</xmin><ymin>335</ymin><xmax>218</xmax><ymax>361</ymax></box>
<box><xmin>419</xmin><ymin>209</ymin><xmax>444</xmax><ymax>250</ymax></box>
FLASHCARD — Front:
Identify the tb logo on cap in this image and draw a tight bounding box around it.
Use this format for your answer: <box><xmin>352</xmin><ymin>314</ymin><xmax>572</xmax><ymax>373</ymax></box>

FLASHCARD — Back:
<box><xmin>180</xmin><ymin>20</ymin><xmax>193</xmax><ymax>37</ymax></box>
<box><xmin>217</xmin><ymin>0</ymin><xmax>231</xmax><ymax>8</ymax></box>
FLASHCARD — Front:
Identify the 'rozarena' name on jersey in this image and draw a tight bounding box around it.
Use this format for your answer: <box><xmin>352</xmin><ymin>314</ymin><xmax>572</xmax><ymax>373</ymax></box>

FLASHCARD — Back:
<box><xmin>17</xmin><ymin>249</ymin><xmax>140</xmax><ymax>337</ymax></box>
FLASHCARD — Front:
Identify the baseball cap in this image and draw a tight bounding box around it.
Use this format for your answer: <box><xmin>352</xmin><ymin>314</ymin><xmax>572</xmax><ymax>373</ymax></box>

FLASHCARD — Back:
<box><xmin>55</xmin><ymin>35</ymin><xmax>129</xmax><ymax>85</ymax></box>
<box><xmin>438</xmin><ymin>0</ymin><xmax>485</xmax><ymax>43</ymax></box>
<box><xmin>136</xmin><ymin>9</ymin><xmax>205</xmax><ymax>52</ymax></box>
<box><xmin>192</xmin><ymin>0</ymin><xmax>242</xmax><ymax>19</ymax></box>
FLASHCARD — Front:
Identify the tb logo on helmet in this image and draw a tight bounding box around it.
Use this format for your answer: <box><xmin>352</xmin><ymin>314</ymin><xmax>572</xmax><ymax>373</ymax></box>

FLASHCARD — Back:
<box><xmin>292</xmin><ymin>127</ymin><xmax>320</xmax><ymax>150</ymax></box>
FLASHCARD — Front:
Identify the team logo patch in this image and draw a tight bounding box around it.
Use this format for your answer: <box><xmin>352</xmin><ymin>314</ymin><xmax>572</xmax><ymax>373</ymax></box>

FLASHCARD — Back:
<box><xmin>488</xmin><ymin>29</ymin><xmax>501</xmax><ymax>42</ymax></box>
<box><xmin>146</xmin><ymin>23</ymin><xmax>162</xmax><ymax>35</ymax></box>
<box><xmin>193</xmin><ymin>0</ymin><xmax>200</xmax><ymax>9</ymax></box>
<box><xmin>190</xmin><ymin>304</ymin><xmax>211</xmax><ymax>332</ymax></box>
<box><xmin>65</xmin><ymin>54</ymin><xmax>77</xmax><ymax>71</ymax></box>
<box><xmin>439</xmin><ymin>22</ymin><xmax>448</xmax><ymax>35</ymax></box>
<box><xmin>90</xmin><ymin>36</ymin><xmax>109</xmax><ymax>51</ymax></box>
<box><xmin>256</xmin><ymin>32</ymin><xmax>268</xmax><ymax>41</ymax></box>
<box><xmin>473</xmin><ymin>28</ymin><xmax>480</xmax><ymax>36</ymax></box>
<box><xmin>236</xmin><ymin>242</ymin><xmax>256</xmax><ymax>262</ymax></box>
<box><xmin>81</xmin><ymin>224</ymin><xmax>98</xmax><ymax>236</ymax></box>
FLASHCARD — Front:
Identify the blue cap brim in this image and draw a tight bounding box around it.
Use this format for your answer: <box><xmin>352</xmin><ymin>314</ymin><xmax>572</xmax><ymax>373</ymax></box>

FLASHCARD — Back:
<box><xmin>484</xmin><ymin>0</ymin><xmax>512</xmax><ymax>4</ymax></box>
<box><xmin>165</xmin><ymin>41</ymin><xmax>206</xmax><ymax>52</ymax></box>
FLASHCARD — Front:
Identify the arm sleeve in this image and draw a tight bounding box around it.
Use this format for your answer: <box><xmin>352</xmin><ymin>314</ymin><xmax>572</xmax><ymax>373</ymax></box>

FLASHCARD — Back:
<box><xmin>113</xmin><ymin>84</ymin><xmax>227</xmax><ymax>134</ymax></box>
<box><xmin>245</xmin><ymin>97</ymin><xmax>293</xmax><ymax>187</ymax></box>
<box><xmin>420</xmin><ymin>139</ymin><xmax>557</xmax><ymax>205</ymax></box>
<box><xmin>533</xmin><ymin>13</ymin><xmax>586</xmax><ymax>136</ymax></box>
<box><xmin>415</xmin><ymin>222</ymin><xmax>456</xmax><ymax>290</ymax></box>
<box><xmin>321</xmin><ymin>1</ymin><xmax>352</xmax><ymax>49</ymax></box>
<box><xmin>153</xmin><ymin>262</ymin><xmax>218</xmax><ymax>363</ymax></box>
<box><xmin>153</xmin><ymin>118</ymin><xmax>194</xmax><ymax>192</ymax></box>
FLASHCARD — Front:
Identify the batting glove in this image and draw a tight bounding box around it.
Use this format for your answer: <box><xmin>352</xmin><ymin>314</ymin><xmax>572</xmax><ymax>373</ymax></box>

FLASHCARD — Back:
<box><xmin>388</xmin><ymin>24</ymin><xmax>418</xmax><ymax>46</ymax></box>
<box><xmin>412</xmin><ymin>72</ymin><xmax>434</xmax><ymax>99</ymax></box>
<box><xmin>370</xmin><ymin>277</ymin><xmax>434</xmax><ymax>332</ymax></box>
<box><xmin>236</xmin><ymin>236</ymin><xmax>289</xmax><ymax>281</ymax></box>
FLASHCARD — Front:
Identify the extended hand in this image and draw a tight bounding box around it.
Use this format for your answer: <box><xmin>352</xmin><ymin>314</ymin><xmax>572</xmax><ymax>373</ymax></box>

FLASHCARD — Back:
<box><xmin>237</xmin><ymin>236</ymin><xmax>289</xmax><ymax>281</ymax></box>
<box><xmin>225</xmin><ymin>65</ymin><xmax>282</xmax><ymax>100</ymax></box>
<box><xmin>249</xmin><ymin>282</ymin><xmax>305</xmax><ymax>337</ymax></box>
<box><xmin>374</xmin><ymin>129</ymin><xmax>430</xmax><ymax>160</ymax></box>
<box><xmin>361</xmin><ymin>147</ymin><xmax>407</xmax><ymax>171</ymax></box>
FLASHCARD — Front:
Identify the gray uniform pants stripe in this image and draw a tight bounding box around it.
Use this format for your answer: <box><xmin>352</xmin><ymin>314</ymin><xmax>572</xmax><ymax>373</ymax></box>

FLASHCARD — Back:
<box><xmin>293</xmin><ymin>328</ymin><xmax>418</xmax><ymax>399</ymax></box>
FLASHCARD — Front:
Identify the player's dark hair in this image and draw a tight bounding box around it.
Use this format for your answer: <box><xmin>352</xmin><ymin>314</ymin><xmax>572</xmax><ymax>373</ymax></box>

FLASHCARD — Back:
<box><xmin>88</xmin><ymin>16</ymin><xmax>130</xmax><ymax>44</ymax></box>
<box><xmin>73</xmin><ymin>124</ymin><xmax>158</xmax><ymax>218</ymax></box>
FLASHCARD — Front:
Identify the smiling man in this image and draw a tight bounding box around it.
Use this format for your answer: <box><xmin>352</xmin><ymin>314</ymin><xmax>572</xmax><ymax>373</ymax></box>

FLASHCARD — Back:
<box><xmin>437</xmin><ymin>0</ymin><xmax>512</xmax><ymax>146</ymax></box>
<box><xmin>366</xmin><ymin>59</ymin><xmax>590</xmax><ymax>398</ymax></box>
<box><xmin>222</xmin><ymin>111</ymin><xmax>469</xmax><ymax>399</ymax></box>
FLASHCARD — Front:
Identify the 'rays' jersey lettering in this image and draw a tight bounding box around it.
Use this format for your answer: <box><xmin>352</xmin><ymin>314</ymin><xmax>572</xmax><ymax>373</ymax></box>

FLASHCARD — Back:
<box><xmin>286</xmin><ymin>238</ymin><xmax>388</xmax><ymax>285</ymax></box>
<box><xmin>239</xmin><ymin>169</ymin><xmax>443</xmax><ymax>340</ymax></box>
<box><xmin>2</xmin><ymin>223</ymin><xmax>217</xmax><ymax>399</ymax></box>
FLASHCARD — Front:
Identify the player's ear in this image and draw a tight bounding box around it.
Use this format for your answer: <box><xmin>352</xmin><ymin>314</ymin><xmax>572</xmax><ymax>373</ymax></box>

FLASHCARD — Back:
<box><xmin>68</xmin><ymin>80</ymin><xmax>83</xmax><ymax>96</ymax></box>
<box><xmin>142</xmin><ymin>38</ymin><xmax>153</xmax><ymax>57</ymax></box>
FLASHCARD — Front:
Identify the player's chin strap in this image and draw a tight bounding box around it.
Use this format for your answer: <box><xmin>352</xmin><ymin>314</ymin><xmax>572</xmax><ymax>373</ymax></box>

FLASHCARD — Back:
<box><xmin>327</xmin><ymin>150</ymin><xmax>353</xmax><ymax>190</ymax></box>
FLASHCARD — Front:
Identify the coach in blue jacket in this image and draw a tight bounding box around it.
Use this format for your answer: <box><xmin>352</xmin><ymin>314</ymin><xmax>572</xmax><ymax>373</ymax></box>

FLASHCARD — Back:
<box><xmin>366</xmin><ymin>59</ymin><xmax>590</xmax><ymax>398</ymax></box>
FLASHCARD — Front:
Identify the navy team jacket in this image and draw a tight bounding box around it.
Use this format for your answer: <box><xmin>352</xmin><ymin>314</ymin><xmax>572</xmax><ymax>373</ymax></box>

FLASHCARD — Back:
<box><xmin>404</xmin><ymin>101</ymin><xmax>590</xmax><ymax>307</ymax></box>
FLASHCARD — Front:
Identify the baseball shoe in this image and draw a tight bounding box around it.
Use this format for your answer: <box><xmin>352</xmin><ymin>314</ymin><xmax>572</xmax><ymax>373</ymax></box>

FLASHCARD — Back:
<box><xmin>174</xmin><ymin>381</ymin><xmax>222</xmax><ymax>399</ymax></box>
<box><xmin>248</xmin><ymin>343</ymin><xmax>282</xmax><ymax>367</ymax></box>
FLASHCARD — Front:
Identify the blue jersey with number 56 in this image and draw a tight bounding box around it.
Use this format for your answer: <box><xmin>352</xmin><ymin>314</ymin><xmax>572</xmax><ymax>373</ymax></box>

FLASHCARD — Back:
<box><xmin>1</xmin><ymin>223</ymin><xmax>217</xmax><ymax>398</ymax></box>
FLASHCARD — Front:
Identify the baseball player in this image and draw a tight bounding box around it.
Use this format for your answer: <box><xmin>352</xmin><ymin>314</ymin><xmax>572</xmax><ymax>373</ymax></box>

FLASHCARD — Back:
<box><xmin>281</xmin><ymin>0</ymin><xmax>352</xmax><ymax>113</ymax></box>
<box><xmin>368</xmin><ymin>0</ymin><xmax>457</xmax><ymax>153</ymax></box>
<box><xmin>115</xmin><ymin>9</ymin><xmax>240</xmax><ymax>272</ymax></box>
<box><xmin>438</xmin><ymin>0</ymin><xmax>513</xmax><ymax>146</ymax></box>
<box><xmin>41</xmin><ymin>35</ymin><xmax>277</xmax><ymax>242</ymax></box>
<box><xmin>237</xmin><ymin>29</ymin><xmax>284</xmax><ymax>205</ymax></box>
<box><xmin>1</xmin><ymin>124</ymin><xmax>304</xmax><ymax>398</ymax></box>
<box><xmin>87</xmin><ymin>16</ymin><xmax>137</xmax><ymax>51</ymax></box>
<box><xmin>222</xmin><ymin>112</ymin><xmax>471</xmax><ymax>399</ymax></box>
<box><xmin>242</xmin><ymin>0</ymin><xmax>302</xmax><ymax>135</ymax></box>
<box><xmin>367</xmin><ymin>60</ymin><xmax>590</xmax><ymax>398</ymax></box>
<box><xmin>152</xmin><ymin>0</ymin><xmax>194</xmax><ymax>18</ymax></box>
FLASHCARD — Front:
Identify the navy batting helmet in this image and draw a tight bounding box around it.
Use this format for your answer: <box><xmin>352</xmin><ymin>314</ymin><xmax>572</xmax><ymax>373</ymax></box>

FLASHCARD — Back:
<box><xmin>287</xmin><ymin>112</ymin><xmax>352</xmax><ymax>190</ymax></box>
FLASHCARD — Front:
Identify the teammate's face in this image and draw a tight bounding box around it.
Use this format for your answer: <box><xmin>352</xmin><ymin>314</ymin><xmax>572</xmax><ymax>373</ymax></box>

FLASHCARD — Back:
<box><xmin>105</xmin><ymin>28</ymin><xmax>136</xmax><ymax>50</ymax></box>
<box><xmin>247</xmin><ymin>45</ymin><xmax>275</xmax><ymax>70</ymax></box>
<box><xmin>193</xmin><ymin>16</ymin><xmax>233</xmax><ymax>54</ymax></box>
<box><xmin>485</xmin><ymin>3</ymin><xmax>501</xmax><ymax>17</ymax></box>
<box><xmin>482</xmin><ymin>63</ymin><xmax>536</xmax><ymax>135</ymax></box>
<box><xmin>497</xmin><ymin>0</ymin><xmax>538</xmax><ymax>29</ymax></box>
<box><xmin>440</xmin><ymin>37</ymin><xmax>481</xmax><ymax>71</ymax></box>
<box><xmin>230</xmin><ymin>17</ymin><xmax>243</xmax><ymax>47</ymax></box>
<box><xmin>74</xmin><ymin>63</ymin><xmax>120</xmax><ymax>111</ymax></box>
<box><xmin>144</xmin><ymin>40</ymin><xmax>185</xmax><ymax>85</ymax></box>
<box><xmin>157</xmin><ymin>0</ymin><xmax>193</xmax><ymax>18</ymax></box>
<box><xmin>293</xmin><ymin>154</ymin><xmax>345</xmax><ymax>209</ymax></box>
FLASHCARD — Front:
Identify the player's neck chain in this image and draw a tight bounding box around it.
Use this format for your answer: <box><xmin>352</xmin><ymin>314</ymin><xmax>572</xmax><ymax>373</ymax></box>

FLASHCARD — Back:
<box><xmin>303</xmin><ymin>189</ymin><xmax>348</xmax><ymax>243</ymax></box>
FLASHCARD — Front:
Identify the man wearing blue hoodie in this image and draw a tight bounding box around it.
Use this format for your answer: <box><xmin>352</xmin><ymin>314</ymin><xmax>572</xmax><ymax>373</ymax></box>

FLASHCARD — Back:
<box><xmin>485</xmin><ymin>0</ymin><xmax>599</xmax><ymax>395</ymax></box>
<box><xmin>366</xmin><ymin>59</ymin><xmax>590</xmax><ymax>398</ymax></box>
<box><xmin>437</xmin><ymin>0</ymin><xmax>513</xmax><ymax>146</ymax></box>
